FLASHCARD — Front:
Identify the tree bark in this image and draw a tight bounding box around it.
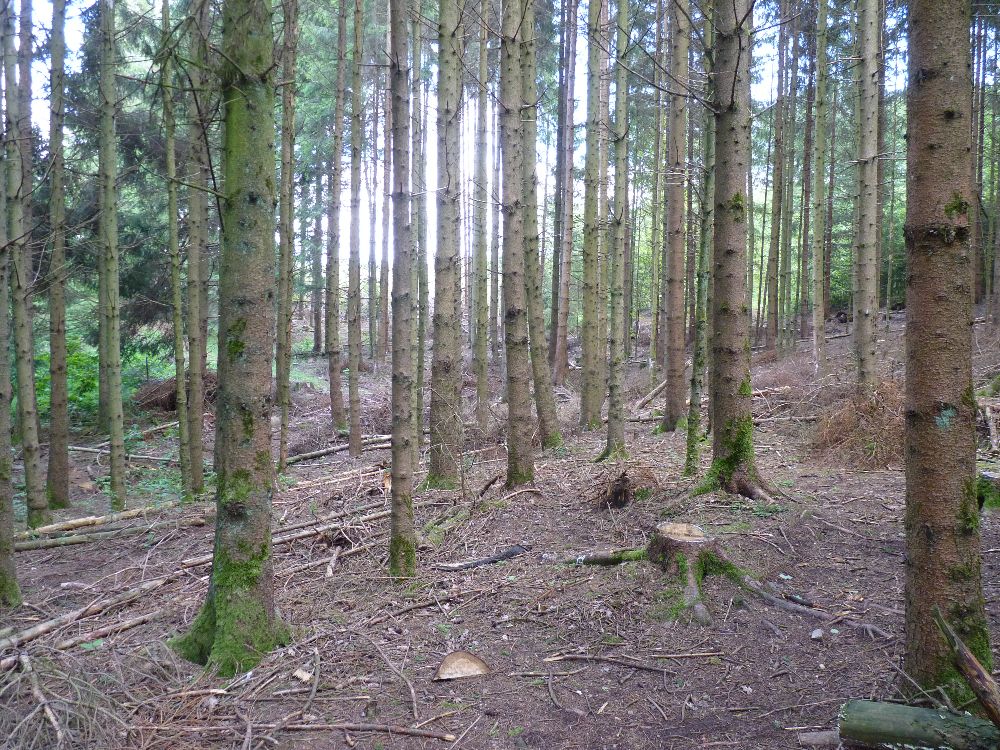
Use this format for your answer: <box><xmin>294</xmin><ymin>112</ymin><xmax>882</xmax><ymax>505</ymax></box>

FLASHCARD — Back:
<box><xmin>579</xmin><ymin>0</ymin><xmax>604</xmax><ymax>429</ymax></box>
<box><xmin>186</xmin><ymin>0</ymin><xmax>210</xmax><ymax>495</ymax></box>
<box><xmin>46</xmin><ymin>0</ymin><xmax>70</xmax><ymax>510</ymax></box>
<box><xmin>347</xmin><ymin>0</ymin><xmax>363</xmax><ymax>457</ymax></box>
<box><xmin>379</xmin><ymin>34</ymin><xmax>391</xmax><ymax>364</ymax></box>
<box><xmin>706</xmin><ymin>0</ymin><xmax>764</xmax><ymax>501</ymax></box>
<box><xmin>326</xmin><ymin>0</ymin><xmax>347</xmax><ymax>430</ymax></box>
<box><xmin>662</xmin><ymin>0</ymin><xmax>689</xmax><ymax>431</ymax></box>
<box><xmin>412</xmin><ymin>0</ymin><xmax>428</xmax><ymax>459</ymax></box>
<box><xmin>428</xmin><ymin>0</ymin><xmax>465</xmax><ymax>485</ymax></box>
<box><xmin>811</xmin><ymin>0</ymin><xmax>829</xmax><ymax>373</ymax></box>
<box><xmin>170</xmin><ymin>0</ymin><xmax>288</xmax><ymax>676</ymax></box>
<box><xmin>276</xmin><ymin>0</ymin><xmax>298</xmax><ymax>470</ymax></box>
<box><xmin>472</xmin><ymin>12</ymin><xmax>489</xmax><ymax>432</ymax></box>
<box><xmin>388</xmin><ymin>0</ymin><xmax>417</xmax><ymax>576</ymax></box>
<box><xmin>853</xmin><ymin>0</ymin><xmax>879</xmax><ymax>391</ymax></box>
<box><xmin>903</xmin><ymin>0</ymin><xmax>991</xmax><ymax>699</ymax></box>
<box><xmin>839</xmin><ymin>700</ymin><xmax>1000</xmax><ymax>750</ymax></box>
<box><xmin>500</xmin><ymin>0</ymin><xmax>535</xmax><ymax>485</ymax></box>
<box><xmin>765</xmin><ymin>0</ymin><xmax>787</xmax><ymax>352</ymax></box>
<box><xmin>314</xmin><ymin>174</ymin><xmax>325</xmax><ymax>355</ymax></box>
<box><xmin>161</xmin><ymin>0</ymin><xmax>192</xmax><ymax>500</ymax></box>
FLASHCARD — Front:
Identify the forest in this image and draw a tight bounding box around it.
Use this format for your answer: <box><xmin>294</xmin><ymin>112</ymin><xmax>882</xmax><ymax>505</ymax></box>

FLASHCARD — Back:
<box><xmin>1</xmin><ymin>0</ymin><xmax>999</xmax><ymax>746</ymax></box>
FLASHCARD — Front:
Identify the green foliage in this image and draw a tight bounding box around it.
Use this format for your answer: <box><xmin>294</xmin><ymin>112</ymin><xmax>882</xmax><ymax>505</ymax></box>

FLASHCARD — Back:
<box><xmin>33</xmin><ymin>337</ymin><xmax>100</xmax><ymax>422</ymax></box>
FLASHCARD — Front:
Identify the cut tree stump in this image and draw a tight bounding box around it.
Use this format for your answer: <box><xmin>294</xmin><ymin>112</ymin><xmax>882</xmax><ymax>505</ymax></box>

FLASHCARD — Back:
<box><xmin>838</xmin><ymin>699</ymin><xmax>1000</xmax><ymax>749</ymax></box>
<box><xmin>646</xmin><ymin>523</ymin><xmax>727</xmax><ymax>626</ymax></box>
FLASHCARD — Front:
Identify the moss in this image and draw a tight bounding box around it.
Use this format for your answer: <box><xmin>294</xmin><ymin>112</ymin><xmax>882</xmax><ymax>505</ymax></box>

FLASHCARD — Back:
<box><xmin>695</xmin><ymin>550</ymin><xmax>745</xmax><ymax>586</ymax></box>
<box><xmin>727</xmin><ymin>192</ymin><xmax>746</xmax><ymax>223</ymax></box>
<box><xmin>949</xmin><ymin>601</ymin><xmax>993</xmax><ymax>673</ymax></box>
<box><xmin>26</xmin><ymin>507</ymin><xmax>52</xmax><ymax>529</ymax></box>
<box><xmin>169</xmin><ymin>598</ymin><xmax>216</xmax><ymax>665</ymax></box>
<box><xmin>389</xmin><ymin>532</ymin><xmax>416</xmax><ymax>578</ymax></box>
<box><xmin>542</xmin><ymin>432</ymin><xmax>564</xmax><ymax>450</ymax></box>
<box><xmin>506</xmin><ymin>466</ymin><xmax>534</xmax><ymax>486</ymax></box>
<box><xmin>596</xmin><ymin>442</ymin><xmax>628</xmax><ymax>462</ymax></box>
<box><xmin>219</xmin><ymin>469</ymin><xmax>254</xmax><ymax>508</ymax></box>
<box><xmin>737</xmin><ymin>377</ymin><xmax>753</xmax><ymax>397</ymax></box>
<box><xmin>421</xmin><ymin>475</ymin><xmax>458</xmax><ymax>491</ymax></box>
<box><xmin>650</xmin><ymin>586</ymin><xmax>687</xmax><ymax>622</ymax></box>
<box><xmin>694</xmin><ymin>415</ymin><xmax>755</xmax><ymax>495</ymax></box>
<box><xmin>47</xmin><ymin>488</ymin><xmax>70</xmax><ymax>510</ymax></box>
<box><xmin>944</xmin><ymin>192</ymin><xmax>970</xmax><ymax>219</ymax></box>
<box><xmin>225</xmin><ymin>318</ymin><xmax>247</xmax><ymax>359</ymax></box>
<box><xmin>634</xmin><ymin>487</ymin><xmax>652</xmax><ymax>502</ymax></box>
<box><xmin>962</xmin><ymin>386</ymin><xmax>978</xmax><ymax>410</ymax></box>
<box><xmin>421</xmin><ymin>507</ymin><xmax>470</xmax><ymax>547</ymax></box>
<box><xmin>976</xmin><ymin>475</ymin><xmax>1000</xmax><ymax>512</ymax></box>
<box><xmin>0</xmin><ymin>573</ymin><xmax>22</xmax><ymax>608</ymax></box>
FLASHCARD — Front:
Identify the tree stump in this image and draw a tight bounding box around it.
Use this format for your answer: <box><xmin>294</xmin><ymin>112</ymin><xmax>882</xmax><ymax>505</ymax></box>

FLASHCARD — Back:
<box><xmin>647</xmin><ymin>523</ymin><xmax>718</xmax><ymax>625</ymax></box>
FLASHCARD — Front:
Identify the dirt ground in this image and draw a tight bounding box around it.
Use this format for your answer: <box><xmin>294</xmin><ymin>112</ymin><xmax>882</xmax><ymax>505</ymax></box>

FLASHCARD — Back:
<box><xmin>4</xmin><ymin>317</ymin><xmax>1000</xmax><ymax>749</ymax></box>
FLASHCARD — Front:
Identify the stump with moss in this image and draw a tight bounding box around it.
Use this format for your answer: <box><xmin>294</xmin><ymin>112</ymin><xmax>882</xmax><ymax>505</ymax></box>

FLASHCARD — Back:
<box><xmin>646</xmin><ymin>523</ymin><xmax>745</xmax><ymax>625</ymax></box>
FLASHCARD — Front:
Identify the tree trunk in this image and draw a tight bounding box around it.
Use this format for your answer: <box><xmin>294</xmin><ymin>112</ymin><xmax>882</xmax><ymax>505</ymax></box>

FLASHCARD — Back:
<box><xmin>0</xmin><ymin>15</ymin><xmax>19</xmax><ymax>602</ymax></box>
<box><xmin>903</xmin><ymin>0</ymin><xmax>992</xmax><ymax>699</ymax></box>
<box><xmin>276</xmin><ymin>0</ymin><xmax>298</xmax><ymax>470</ymax></box>
<box><xmin>684</xmin><ymin>2</ymin><xmax>713</xmax><ymax>477</ymax></box>
<box><xmin>500</xmin><ymin>0</ymin><xmax>535</xmax><ymax>486</ymax></box>
<box><xmin>368</xmin><ymin>96</ymin><xmax>379</xmax><ymax>360</ymax></box>
<box><xmin>412</xmin><ymin>0</ymin><xmax>428</xmax><ymax>459</ymax></box>
<box><xmin>706</xmin><ymin>0</ymin><xmax>764</xmax><ymax>502</ymax></box>
<box><xmin>98</xmin><ymin>0</ymin><xmax>126</xmax><ymax>509</ymax></box>
<box><xmin>824</xmin><ymin>80</ymin><xmax>837</xmax><ymax>319</ymax></box>
<box><xmin>648</xmin><ymin>0</ymin><xmax>664</xmax><ymax>374</ymax></box>
<box><xmin>161</xmin><ymin>0</ymin><xmax>192</xmax><ymax>500</ymax></box>
<box><xmin>186</xmin><ymin>0</ymin><xmax>210</xmax><ymax>495</ymax></box>
<box><xmin>347</xmin><ymin>0</ymin><xmax>363</xmax><ymax>457</ymax></box>
<box><xmin>326</xmin><ymin>0</ymin><xmax>347</xmax><ymax>430</ymax></box>
<box><xmin>812</xmin><ymin>0</ymin><xmax>828</xmax><ymax>373</ymax></box>
<box><xmin>603</xmin><ymin>0</ymin><xmax>628</xmax><ymax>459</ymax></box>
<box><xmin>765</xmin><ymin>0</ymin><xmax>787</xmax><ymax>352</ymax></box>
<box><xmin>388</xmin><ymin>0</ymin><xmax>417</xmax><ymax>577</ymax></box>
<box><xmin>778</xmin><ymin>11</ymin><xmax>800</xmax><ymax>351</ymax></box>
<box><xmin>428</xmin><ymin>0</ymin><xmax>465</xmax><ymax>486</ymax></box>
<box><xmin>522</xmin><ymin>0</ymin><xmax>561</xmax><ymax>450</ymax></box>
<box><xmin>580</xmin><ymin>0</ymin><xmax>604</xmax><ymax>429</ymax></box>
<box><xmin>853</xmin><ymin>0</ymin><xmax>879</xmax><ymax>391</ymax></box>
<box><xmin>313</xmin><ymin>173</ymin><xmax>325</xmax><ymax>355</ymax></box>
<box><xmin>798</xmin><ymin>18</ymin><xmax>815</xmax><ymax>342</ymax></box>
<box><xmin>170</xmin><ymin>0</ymin><xmax>288</xmax><ymax>676</ymax></box>
<box><xmin>490</xmin><ymin>101</ymin><xmax>502</xmax><ymax>361</ymax></box>
<box><xmin>472</xmin><ymin>12</ymin><xmax>489</xmax><ymax>432</ymax></box>
<box><xmin>839</xmin><ymin>700</ymin><xmax>1000</xmax><ymax>750</ymax></box>
<box><xmin>662</xmin><ymin>0</ymin><xmax>689</xmax><ymax>431</ymax></box>
<box><xmin>552</xmin><ymin>0</ymin><xmax>578</xmax><ymax>386</ymax></box>
<box><xmin>379</xmin><ymin>34</ymin><xmax>391</xmax><ymax>364</ymax></box>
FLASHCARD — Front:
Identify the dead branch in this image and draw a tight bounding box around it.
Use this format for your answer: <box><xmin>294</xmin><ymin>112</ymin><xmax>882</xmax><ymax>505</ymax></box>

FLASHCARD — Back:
<box><xmin>434</xmin><ymin>544</ymin><xmax>530</xmax><ymax>571</ymax></box>
<box><xmin>53</xmin><ymin>609</ymin><xmax>163</xmax><ymax>651</ymax></box>
<box><xmin>16</xmin><ymin>502</ymin><xmax>186</xmax><ymax>539</ymax></box>
<box><xmin>18</xmin><ymin>654</ymin><xmax>66</xmax><ymax>745</ymax></box>
<box><xmin>933</xmin><ymin>605</ymin><xmax>1000</xmax><ymax>728</ymax></box>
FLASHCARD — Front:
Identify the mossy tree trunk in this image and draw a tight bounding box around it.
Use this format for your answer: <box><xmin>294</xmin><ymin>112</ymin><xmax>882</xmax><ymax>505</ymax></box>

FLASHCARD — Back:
<box><xmin>326</xmin><ymin>0</ymin><xmax>347</xmax><ymax>431</ymax></box>
<box><xmin>500</xmin><ymin>0</ymin><xmax>535</xmax><ymax>486</ymax></box>
<box><xmin>853</xmin><ymin>0</ymin><xmax>879</xmax><ymax>391</ymax></box>
<box><xmin>429</xmin><ymin>0</ymin><xmax>465</xmax><ymax>486</ymax></box>
<box><xmin>0</xmin><ymin>43</ymin><xmax>19</xmax><ymax>603</ymax></box>
<box><xmin>472</xmin><ymin>12</ymin><xmax>489</xmax><ymax>432</ymax></box>
<box><xmin>388</xmin><ymin>0</ymin><xmax>417</xmax><ymax>577</ymax></box>
<box><xmin>579</xmin><ymin>0</ymin><xmax>604</xmax><ymax>430</ymax></box>
<box><xmin>903</xmin><ymin>0</ymin><xmax>991</xmax><ymax>701</ymax></box>
<box><xmin>47</xmin><ymin>0</ymin><xmax>70</xmax><ymax>510</ymax></box>
<box><xmin>521</xmin><ymin>0</ymin><xmax>562</xmax><ymax>450</ymax></box>
<box><xmin>662</xmin><ymin>0</ymin><xmax>689</xmax><ymax>431</ymax></box>
<box><xmin>186</xmin><ymin>0</ymin><xmax>210</xmax><ymax>495</ymax></box>
<box><xmin>778</xmin><ymin>11</ymin><xmax>800</xmax><ymax>351</ymax></box>
<box><xmin>98</xmin><ymin>0</ymin><xmax>127</xmax><ymax>509</ymax></box>
<box><xmin>347</xmin><ymin>0</ymin><xmax>363</xmax><ymax>458</ymax></box>
<box><xmin>171</xmin><ymin>0</ymin><xmax>288</xmax><ymax>675</ymax></box>
<box><xmin>276</xmin><ymin>0</ymin><xmax>298</xmax><ymax>470</ymax></box>
<box><xmin>161</xmin><ymin>0</ymin><xmax>192</xmax><ymax>500</ymax></box>
<box><xmin>705</xmin><ymin>0</ymin><xmax>766</xmax><ymax>503</ymax></box>
<box><xmin>684</xmin><ymin>3</ymin><xmax>714</xmax><ymax>478</ymax></box>
<box><xmin>602</xmin><ymin>0</ymin><xmax>628</xmax><ymax>460</ymax></box>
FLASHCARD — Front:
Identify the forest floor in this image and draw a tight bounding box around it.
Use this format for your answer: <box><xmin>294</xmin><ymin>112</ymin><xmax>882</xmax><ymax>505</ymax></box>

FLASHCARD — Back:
<box><xmin>4</xmin><ymin>316</ymin><xmax>1000</xmax><ymax>750</ymax></box>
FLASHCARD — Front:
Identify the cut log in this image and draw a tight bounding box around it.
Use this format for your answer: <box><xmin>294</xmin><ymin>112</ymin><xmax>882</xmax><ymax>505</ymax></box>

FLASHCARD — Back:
<box><xmin>838</xmin><ymin>699</ymin><xmax>1000</xmax><ymax>750</ymax></box>
<box><xmin>933</xmin><ymin>606</ymin><xmax>1000</xmax><ymax>729</ymax></box>
<box><xmin>647</xmin><ymin>523</ymin><xmax>719</xmax><ymax>625</ymax></box>
<box><xmin>562</xmin><ymin>547</ymin><xmax>647</xmax><ymax>566</ymax></box>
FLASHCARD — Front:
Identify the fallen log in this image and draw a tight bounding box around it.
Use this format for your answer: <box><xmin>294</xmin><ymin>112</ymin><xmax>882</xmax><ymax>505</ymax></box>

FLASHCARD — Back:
<box><xmin>633</xmin><ymin>378</ymin><xmax>668</xmax><ymax>411</ymax></box>
<box><xmin>15</xmin><ymin>502</ymin><xmax>185</xmax><ymax>539</ymax></box>
<box><xmin>838</xmin><ymin>699</ymin><xmax>1000</xmax><ymax>750</ymax></box>
<box><xmin>434</xmin><ymin>544</ymin><xmax>530</xmax><ymax>571</ymax></box>
<box><xmin>285</xmin><ymin>436</ymin><xmax>392</xmax><ymax>465</ymax></box>
<box><xmin>562</xmin><ymin>547</ymin><xmax>647</xmax><ymax>566</ymax></box>
<box><xmin>68</xmin><ymin>445</ymin><xmax>176</xmax><ymax>464</ymax></box>
<box><xmin>15</xmin><ymin>515</ymin><xmax>210</xmax><ymax>552</ymax></box>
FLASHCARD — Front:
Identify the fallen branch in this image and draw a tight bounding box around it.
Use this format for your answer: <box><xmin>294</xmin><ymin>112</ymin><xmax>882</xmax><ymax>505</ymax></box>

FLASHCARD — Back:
<box><xmin>634</xmin><ymin>378</ymin><xmax>668</xmax><ymax>411</ymax></box>
<box><xmin>434</xmin><ymin>544</ymin><xmax>530</xmax><ymax>571</ymax></box>
<box><xmin>15</xmin><ymin>502</ymin><xmax>185</xmax><ymax>539</ymax></box>
<box><xmin>18</xmin><ymin>654</ymin><xmax>66</xmax><ymax>744</ymax></box>
<box><xmin>562</xmin><ymin>547</ymin><xmax>647</xmax><ymax>566</ymax></box>
<box><xmin>16</xmin><ymin>515</ymin><xmax>210</xmax><ymax>552</ymax></box>
<box><xmin>130</xmin><ymin>722</ymin><xmax>455</xmax><ymax>742</ymax></box>
<box><xmin>933</xmin><ymin>605</ymin><xmax>1000</xmax><ymax>728</ymax></box>
<box><xmin>68</xmin><ymin>445</ymin><xmax>176</xmax><ymax>464</ymax></box>
<box><xmin>286</xmin><ymin>436</ymin><xmax>392</xmax><ymax>465</ymax></box>
<box><xmin>54</xmin><ymin>609</ymin><xmax>162</xmax><ymax>651</ymax></box>
<box><xmin>544</xmin><ymin>652</ymin><xmax>670</xmax><ymax>675</ymax></box>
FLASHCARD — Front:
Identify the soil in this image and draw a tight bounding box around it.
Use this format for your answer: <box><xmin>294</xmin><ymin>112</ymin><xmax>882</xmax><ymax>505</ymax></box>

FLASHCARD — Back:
<box><xmin>4</xmin><ymin>316</ymin><xmax>1000</xmax><ymax>749</ymax></box>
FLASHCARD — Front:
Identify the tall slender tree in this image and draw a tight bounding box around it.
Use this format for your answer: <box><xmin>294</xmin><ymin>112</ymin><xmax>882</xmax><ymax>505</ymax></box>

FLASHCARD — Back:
<box><xmin>903</xmin><ymin>0</ymin><xmax>991</xmax><ymax>698</ymax></box>
<box><xmin>522</xmin><ymin>0</ymin><xmax>562</xmax><ymax>449</ymax></box>
<box><xmin>853</xmin><ymin>0</ymin><xmax>879</xmax><ymax>390</ymax></box>
<box><xmin>186</xmin><ymin>0</ymin><xmax>210</xmax><ymax>495</ymax></box>
<box><xmin>389</xmin><ymin>0</ymin><xmax>417</xmax><ymax>576</ymax></box>
<box><xmin>704</xmin><ymin>0</ymin><xmax>766</xmax><ymax>502</ymax></box>
<box><xmin>171</xmin><ymin>0</ymin><xmax>288</xmax><ymax>675</ymax></box>
<box><xmin>428</xmin><ymin>0</ymin><xmax>465</xmax><ymax>486</ymax></box>
<box><xmin>765</xmin><ymin>0</ymin><xmax>787</xmax><ymax>351</ymax></box>
<box><xmin>500</xmin><ymin>0</ymin><xmax>535</xmax><ymax>485</ymax></box>
<box><xmin>811</xmin><ymin>0</ymin><xmax>829</xmax><ymax>372</ymax></box>
<box><xmin>326</xmin><ymin>0</ymin><xmax>348</xmax><ymax>430</ymax></box>
<box><xmin>161</xmin><ymin>0</ymin><xmax>192</xmax><ymax>499</ymax></box>
<box><xmin>378</xmin><ymin>40</ymin><xmax>391</xmax><ymax>365</ymax></box>
<box><xmin>662</xmin><ymin>0</ymin><xmax>689</xmax><ymax>431</ymax></box>
<box><xmin>472</xmin><ymin>11</ymin><xmax>489</xmax><ymax>432</ymax></box>
<box><xmin>313</xmin><ymin>173</ymin><xmax>325</xmax><ymax>354</ymax></box>
<box><xmin>347</xmin><ymin>0</ymin><xmax>363</xmax><ymax>457</ymax></box>
<box><xmin>47</xmin><ymin>0</ymin><xmax>70</xmax><ymax>510</ymax></box>
<box><xmin>412</xmin><ymin>0</ymin><xmax>428</xmax><ymax>456</ymax></box>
